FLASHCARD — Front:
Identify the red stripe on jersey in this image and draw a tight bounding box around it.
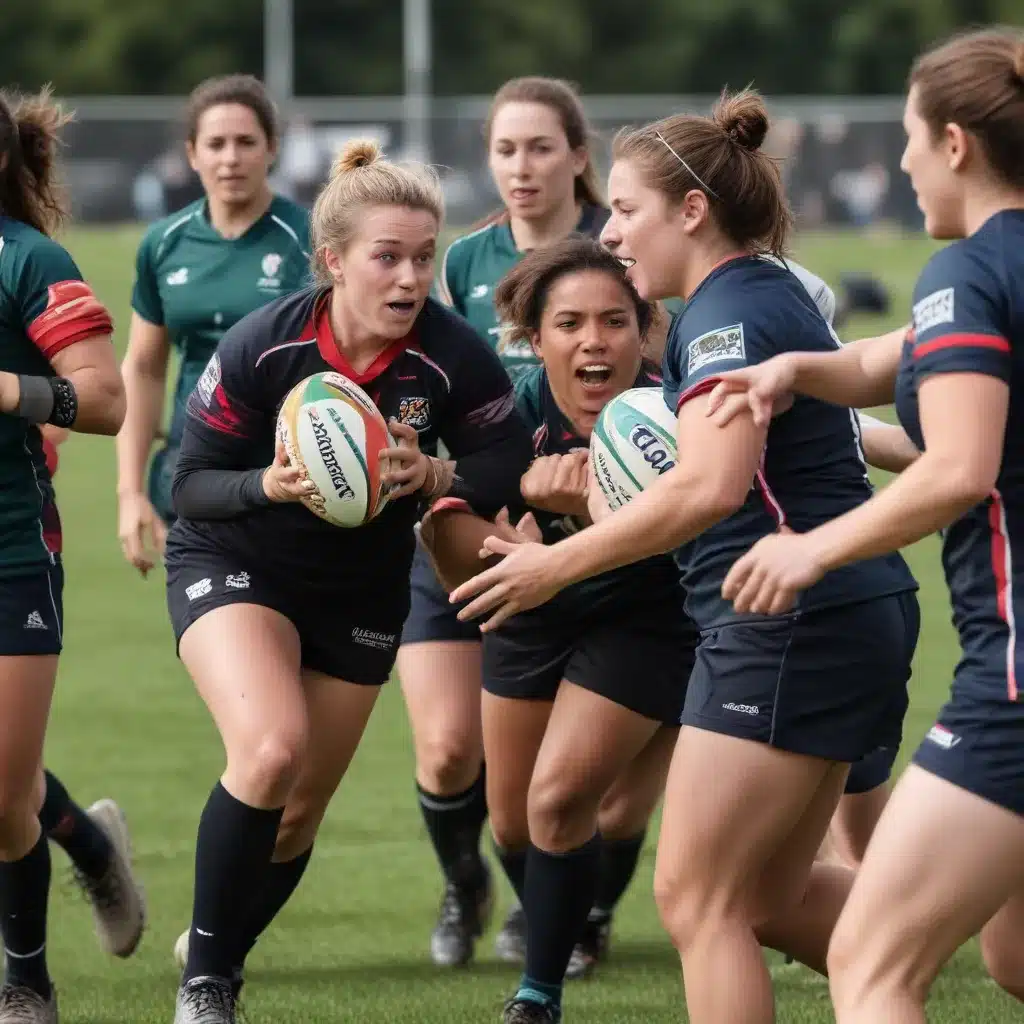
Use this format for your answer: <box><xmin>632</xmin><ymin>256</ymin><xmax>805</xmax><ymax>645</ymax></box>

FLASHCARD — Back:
<box><xmin>914</xmin><ymin>332</ymin><xmax>1010</xmax><ymax>360</ymax></box>
<box><xmin>988</xmin><ymin>491</ymin><xmax>1019</xmax><ymax>701</ymax></box>
<box><xmin>675</xmin><ymin>376</ymin><xmax>722</xmax><ymax>412</ymax></box>
<box><xmin>42</xmin><ymin>438</ymin><xmax>59</xmax><ymax>478</ymax></box>
<box><xmin>27</xmin><ymin>280</ymin><xmax>114</xmax><ymax>358</ymax></box>
<box><xmin>755</xmin><ymin>454</ymin><xmax>786</xmax><ymax>528</ymax></box>
<box><xmin>315</xmin><ymin>297</ymin><xmax>415</xmax><ymax>386</ymax></box>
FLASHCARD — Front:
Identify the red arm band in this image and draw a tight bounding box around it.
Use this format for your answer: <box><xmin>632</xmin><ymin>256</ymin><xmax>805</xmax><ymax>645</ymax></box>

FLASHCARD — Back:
<box><xmin>27</xmin><ymin>280</ymin><xmax>114</xmax><ymax>358</ymax></box>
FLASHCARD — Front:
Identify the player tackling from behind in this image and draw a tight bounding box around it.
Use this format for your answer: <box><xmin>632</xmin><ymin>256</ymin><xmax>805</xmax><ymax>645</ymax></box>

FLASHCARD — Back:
<box><xmin>164</xmin><ymin>139</ymin><xmax>531</xmax><ymax>1024</ymax></box>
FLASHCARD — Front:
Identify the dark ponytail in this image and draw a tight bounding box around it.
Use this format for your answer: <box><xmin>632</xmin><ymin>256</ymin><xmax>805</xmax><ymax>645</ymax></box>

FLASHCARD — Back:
<box><xmin>0</xmin><ymin>86</ymin><xmax>74</xmax><ymax>237</ymax></box>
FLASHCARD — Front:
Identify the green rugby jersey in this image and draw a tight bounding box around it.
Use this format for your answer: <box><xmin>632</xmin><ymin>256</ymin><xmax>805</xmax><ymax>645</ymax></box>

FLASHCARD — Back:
<box><xmin>131</xmin><ymin>194</ymin><xmax>310</xmax><ymax>515</ymax></box>
<box><xmin>0</xmin><ymin>218</ymin><xmax>112</xmax><ymax>574</ymax></box>
<box><xmin>437</xmin><ymin>205</ymin><xmax>608</xmax><ymax>382</ymax></box>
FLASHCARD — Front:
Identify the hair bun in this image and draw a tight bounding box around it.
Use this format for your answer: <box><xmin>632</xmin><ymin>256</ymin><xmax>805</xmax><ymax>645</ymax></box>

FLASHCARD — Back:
<box><xmin>712</xmin><ymin>88</ymin><xmax>770</xmax><ymax>152</ymax></box>
<box><xmin>331</xmin><ymin>139</ymin><xmax>381</xmax><ymax>178</ymax></box>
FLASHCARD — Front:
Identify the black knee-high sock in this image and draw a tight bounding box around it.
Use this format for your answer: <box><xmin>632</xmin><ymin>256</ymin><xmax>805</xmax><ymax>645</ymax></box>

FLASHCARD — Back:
<box><xmin>593</xmin><ymin>831</ymin><xmax>646</xmax><ymax>919</ymax></box>
<box><xmin>0</xmin><ymin>831</ymin><xmax>52</xmax><ymax>999</ymax></box>
<box><xmin>520</xmin><ymin>835</ymin><xmax>601</xmax><ymax>1003</ymax></box>
<box><xmin>183</xmin><ymin>782</ymin><xmax>284</xmax><ymax>984</ymax></box>
<box><xmin>235</xmin><ymin>846</ymin><xmax>313</xmax><ymax>968</ymax></box>
<box><xmin>495</xmin><ymin>843</ymin><xmax>527</xmax><ymax>905</ymax></box>
<box><xmin>417</xmin><ymin>766</ymin><xmax>488</xmax><ymax>890</ymax></box>
<box><xmin>38</xmin><ymin>770</ymin><xmax>113</xmax><ymax>881</ymax></box>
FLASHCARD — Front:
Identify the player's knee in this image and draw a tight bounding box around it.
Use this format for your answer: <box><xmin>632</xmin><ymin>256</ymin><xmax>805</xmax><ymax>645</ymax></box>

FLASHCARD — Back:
<box><xmin>527</xmin><ymin>771</ymin><xmax>601</xmax><ymax>852</ymax></box>
<box><xmin>275</xmin><ymin>801</ymin><xmax>323</xmax><ymax>861</ymax></box>
<box><xmin>0</xmin><ymin>779</ymin><xmax>42</xmax><ymax>853</ymax></box>
<box><xmin>230</xmin><ymin>728</ymin><xmax>307</xmax><ymax>804</ymax></box>
<box><xmin>981</xmin><ymin>927</ymin><xmax>1024</xmax><ymax>1001</ymax></box>
<box><xmin>489</xmin><ymin>800</ymin><xmax>530</xmax><ymax>853</ymax></box>
<box><xmin>417</xmin><ymin>732</ymin><xmax>481</xmax><ymax>794</ymax></box>
<box><xmin>597</xmin><ymin>787</ymin><xmax>651</xmax><ymax>840</ymax></box>
<box><xmin>653</xmin><ymin>859</ymin><xmax>720</xmax><ymax>952</ymax></box>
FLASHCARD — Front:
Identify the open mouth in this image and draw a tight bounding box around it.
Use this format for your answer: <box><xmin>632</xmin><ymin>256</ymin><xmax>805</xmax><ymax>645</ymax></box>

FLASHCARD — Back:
<box><xmin>617</xmin><ymin>256</ymin><xmax>636</xmax><ymax>269</ymax></box>
<box><xmin>576</xmin><ymin>363</ymin><xmax>614</xmax><ymax>389</ymax></box>
<box><xmin>387</xmin><ymin>301</ymin><xmax>416</xmax><ymax>315</ymax></box>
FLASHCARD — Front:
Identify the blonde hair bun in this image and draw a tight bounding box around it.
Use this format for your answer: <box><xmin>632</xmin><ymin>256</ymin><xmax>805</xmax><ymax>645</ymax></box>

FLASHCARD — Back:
<box><xmin>331</xmin><ymin>139</ymin><xmax>382</xmax><ymax>178</ymax></box>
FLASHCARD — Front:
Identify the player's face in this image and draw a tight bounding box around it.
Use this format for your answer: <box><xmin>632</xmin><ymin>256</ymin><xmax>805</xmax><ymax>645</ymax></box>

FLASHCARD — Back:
<box><xmin>188</xmin><ymin>103</ymin><xmax>275</xmax><ymax>209</ymax></box>
<box><xmin>489</xmin><ymin>102</ymin><xmax>588</xmax><ymax>223</ymax></box>
<box><xmin>900</xmin><ymin>85</ymin><xmax>966</xmax><ymax>240</ymax></box>
<box><xmin>533</xmin><ymin>269</ymin><xmax>643</xmax><ymax>429</ymax></box>
<box><xmin>602</xmin><ymin>159</ymin><xmax>687</xmax><ymax>301</ymax></box>
<box><xmin>328</xmin><ymin>205</ymin><xmax>438</xmax><ymax>340</ymax></box>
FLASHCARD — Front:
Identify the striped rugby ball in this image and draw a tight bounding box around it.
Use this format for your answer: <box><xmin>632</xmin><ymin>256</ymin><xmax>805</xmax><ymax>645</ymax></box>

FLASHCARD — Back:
<box><xmin>590</xmin><ymin>388</ymin><xmax>678</xmax><ymax>510</ymax></box>
<box><xmin>276</xmin><ymin>371</ymin><xmax>396</xmax><ymax>528</ymax></box>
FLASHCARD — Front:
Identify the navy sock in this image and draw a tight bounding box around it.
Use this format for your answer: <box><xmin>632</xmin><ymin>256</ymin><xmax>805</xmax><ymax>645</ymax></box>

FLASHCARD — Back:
<box><xmin>520</xmin><ymin>835</ymin><xmax>601</xmax><ymax>1003</ymax></box>
<box><xmin>236</xmin><ymin>846</ymin><xmax>313</xmax><ymax>968</ymax></box>
<box><xmin>417</xmin><ymin>766</ymin><xmax>488</xmax><ymax>890</ymax></box>
<box><xmin>495</xmin><ymin>843</ymin><xmax>527</xmax><ymax>905</ymax></box>
<box><xmin>593</xmin><ymin>831</ymin><xmax>646</xmax><ymax>917</ymax></box>
<box><xmin>38</xmin><ymin>770</ymin><xmax>113</xmax><ymax>881</ymax></box>
<box><xmin>183</xmin><ymin>782</ymin><xmax>283</xmax><ymax>984</ymax></box>
<box><xmin>0</xmin><ymin>832</ymin><xmax>52</xmax><ymax>999</ymax></box>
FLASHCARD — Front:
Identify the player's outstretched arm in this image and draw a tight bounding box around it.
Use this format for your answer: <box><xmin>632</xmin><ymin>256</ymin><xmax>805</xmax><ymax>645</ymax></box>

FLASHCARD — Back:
<box><xmin>858</xmin><ymin>412</ymin><xmax>921</xmax><ymax>474</ymax></box>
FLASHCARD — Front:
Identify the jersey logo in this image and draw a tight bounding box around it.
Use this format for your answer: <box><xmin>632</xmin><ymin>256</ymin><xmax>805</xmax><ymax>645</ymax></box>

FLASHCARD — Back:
<box><xmin>195</xmin><ymin>354</ymin><xmax>222</xmax><ymax>408</ymax></box>
<box><xmin>258</xmin><ymin>252</ymin><xmax>283</xmax><ymax>291</ymax></box>
<box><xmin>166</xmin><ymin>267</ymin><xmax>189</xmax><ymax>286</ymax></box>
<box><xmin>397</xmin><ymin>396</ymin><xmax>431</xmax><ymax>430</ymax></box>
<box><xmin>687</xmin><ymin>324</ymin><xmax>745</xmax><ymax>376</ymax></box>
<box><xmin>470</xmin><ymin>284</ymin><xmax>490</xmax><ymax>299</ymax></box>
<box><xmin>912</xmin><ymin>287</ymin><xmax>954</xmax><ymax>335</ymax></box>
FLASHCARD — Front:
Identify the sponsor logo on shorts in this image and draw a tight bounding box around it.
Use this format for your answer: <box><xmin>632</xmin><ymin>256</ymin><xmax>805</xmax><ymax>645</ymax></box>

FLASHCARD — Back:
<box><xmin>925</xmin><ymin>723</ymin><xmax>961</xmax><ymax>750</ymax></box>
<box><xmin>687</xmin><ymin>324</ymin><xmax>745</xmax><ymax>376</ymax></box>
<box><xmin>351</xmin><ymin>627</ymin><xmax>397</xmax><ymax>651</ymax></box>
<box><xmin>398</xmin><ymin>396</ymin><xmax>431</xmax><ymax>431</ymax></box>
<box><xmin>185</xmin><ymin>578</ymin><xmax>213</xmax><ymax>601</ymax></box>
<box><xmin>722</xmin><ymin>702</ymin><xmax>759</xmax><ymax>716</ymax></box>
<box><xmin>307</xmin><ymin>408</ymin><xmax>355</xmax><ymax>501</ymax></box>
<box><xmin>629</xmin><ymin>425</ymin><xmax>676</xmax><ymax>475</ymax></box>
<box><xmin>24</xmin><ymin>610</ymin><xmax>47</xmax><ymax>630</ymax></box>
<box><xmin>912</xmin><ymin>287</ymin><xmax>954</xmax><ymax>336</ymax></box>
<box><xmin>225</xmin><ymin>572</ymin><xmax>250</xmax><ymax>590</ymax></box>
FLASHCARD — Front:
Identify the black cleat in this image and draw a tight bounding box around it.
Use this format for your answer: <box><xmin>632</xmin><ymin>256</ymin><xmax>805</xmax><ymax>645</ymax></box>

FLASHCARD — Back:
<box><xmin>430</xmin><ymin>865</ymin><xmax>494</xmax><ymax>967</ymax></box>
<box><xmin>494</xmin><ymin>904</ymin><xmax>527</xmax><ymax>964</ymax></box>
<box><xmin>502</xmin><ymin>997</ymin><xmax>560</xmax><ymax>1024</ymax></box>
<box><xmin>565</xmin><ymin>912</ymin><xmax>611</xmax><ymax>980</ymax></box>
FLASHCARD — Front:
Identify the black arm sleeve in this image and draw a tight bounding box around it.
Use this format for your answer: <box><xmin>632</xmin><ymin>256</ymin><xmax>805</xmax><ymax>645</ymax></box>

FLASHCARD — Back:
<box><xmin>170</xmin><ymin>344</ymin><xmax>276</xmax><ymax>520</ymax></box>
<box><xmin>438</xmin><ymin>343</ymin><xmax>534</xmax><ymax>518</ymax></box>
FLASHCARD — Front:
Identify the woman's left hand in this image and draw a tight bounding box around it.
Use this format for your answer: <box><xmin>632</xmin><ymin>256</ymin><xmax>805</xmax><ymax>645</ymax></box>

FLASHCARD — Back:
<box><xmin>721</xmin><ymin>531</ymin><xmax>827</xmax><ymax>615</ymax></box>
<box><xmin>449</xmin><ymin>537</ymin><xmax>568</xmax><ymax>631</ymax></box>
<box><xmin>382</xmin><ymin>419</ymin><xmax>430</xmax><ymax>498</ymax></box>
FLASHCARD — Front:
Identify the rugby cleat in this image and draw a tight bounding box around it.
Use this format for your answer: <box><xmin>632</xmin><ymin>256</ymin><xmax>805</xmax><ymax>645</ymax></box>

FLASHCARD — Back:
<box><xmin>0</xmin><ymin>985</ymin><xmax>58</xmax><ymax>1024</ymax></box>
<box><xmin>564</xmin><ymin>912</ymin><xmax>611</xmax><ymax>980</ymax></box>
<box><xmin>173</xmin><ymin>977</ymin><xmax>236</xmax><ymax>1024</ymax></box>
<box><xmin>430</xmin><ymin>865</ymin><xmax>494</xmax><ymax>967</ymax></box>
<box><xmin>72</xmin><ymin>799</ymin><xmax>146</xmax><ymax>958</ymax></box>
<box><xmin>494</xmin><ymin>904</ymin><xmax>527</xmax><ymax>964</ymax></box>
<box><xmin>502</xmin><ymin>997</ymin><xmax>560</xmax><ymax>1024</ymax></box>
<box><xmin>173</xmin><ymin>932</ymin><xmax>245</xmax><ymax>1001</ymax></box>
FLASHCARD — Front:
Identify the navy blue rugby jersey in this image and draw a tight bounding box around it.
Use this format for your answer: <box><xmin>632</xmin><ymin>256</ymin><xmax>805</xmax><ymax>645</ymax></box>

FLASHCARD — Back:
<box><xmin>663</xmin><ymin>256</ymin><xmax>916</xmax><ymax>628</ymax></box>
<box><xmin>166</xmin><ymin>288</ymin><xmax>533</xmax><ymax>594</ymax></box>
<box><xmin>513</xmin><ymin>362</ymin><xmax>688</xmax><ymax>619</ymax></box>
<box><xmin>894</xmin><ymin>210</ymin><xmax>1024</xmax><ymax>702</ymax></box>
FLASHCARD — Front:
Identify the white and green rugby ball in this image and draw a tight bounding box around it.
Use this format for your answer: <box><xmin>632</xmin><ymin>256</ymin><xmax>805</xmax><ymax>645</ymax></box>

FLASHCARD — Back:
<box><xmin>590</xmin><ymin>387</ymin><xmax>679</xmax><ymax>510</ymax></box>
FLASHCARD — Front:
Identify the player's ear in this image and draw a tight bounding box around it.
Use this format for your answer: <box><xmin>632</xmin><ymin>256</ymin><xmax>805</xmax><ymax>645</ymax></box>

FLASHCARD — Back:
<box><xmin>529</xmin><ymin>330</ymin><xmax>543</xmax><ymax>360</ymax></box>
<box><xmin>185</xmin><ymin>140</ymin><xmax>199</xmax><ymax>174</ymax></box>
<box><xmin>676</xmin><ymin>188</ymin><xmax>709</xmax><ymax>237</ymax></box>
<box><xmin>943</xmin><ymin>122</ymin><xmax>969</xmax><ymax>173</ymax></box>
<box><xmin>323</xmin><ymin>245</ymin><xmax>344</xmax><ymax>285</ymax></box>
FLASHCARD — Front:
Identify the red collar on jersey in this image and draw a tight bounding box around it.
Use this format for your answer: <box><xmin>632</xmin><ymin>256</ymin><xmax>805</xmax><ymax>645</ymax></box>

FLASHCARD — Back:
<box><xmin>313</xmin><ymin>291</ymin><xmax>419</xmax><ymax>386</ymax></box>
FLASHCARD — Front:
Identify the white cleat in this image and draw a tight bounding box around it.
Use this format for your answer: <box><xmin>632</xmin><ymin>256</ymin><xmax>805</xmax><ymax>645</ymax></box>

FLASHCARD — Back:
<box><xmin>174</xmin><ymin>928</ymin><xmax>190</xmax><ymax>970</ymax></box>
<box><xmin>173</xmin><ymin>977</ymin><xmax>235</xmax><ymax>1024</ymax></box>
<box><xmin>0</xmin><ymin>985</ymin><xmax>58</xmax><ymax>1024</ymax></box>
<box><xmin>73</xmin><ymin>799</ymin><xmax>146</xmax><ymax>958</ymax></box>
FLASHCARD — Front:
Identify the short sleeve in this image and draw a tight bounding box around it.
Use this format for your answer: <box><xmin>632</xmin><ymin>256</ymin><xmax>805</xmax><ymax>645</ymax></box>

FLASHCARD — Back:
<box><xmin>671</xmin><ymin>319</ymin><xmax>758</xmax><ymax>412</ymax></box>
<box><xmin>15</xmin><ymin>239</ymin><xmax>114</xmax><ymax>359</ymax></box>
<box><xmin>130</xmin><ymin>230</ymin><xmax>164</xmax><ymax>326</ymax></box>
<box><xmin>910</xmin><ymin>246</ymin><xmax>1010</xmax><ymax>383</ymax></box>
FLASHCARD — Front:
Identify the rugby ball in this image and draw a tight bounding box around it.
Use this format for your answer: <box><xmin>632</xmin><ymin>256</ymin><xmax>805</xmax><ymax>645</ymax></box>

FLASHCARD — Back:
<box><xmin>590</xmin><ymin>388</ymin><xmax>678</xmax><ymax>510</ymax></box>
<box><xmin>276</xmin><ymin>371</ymin><xmax>396</xmax><ymax>528</ymax></box>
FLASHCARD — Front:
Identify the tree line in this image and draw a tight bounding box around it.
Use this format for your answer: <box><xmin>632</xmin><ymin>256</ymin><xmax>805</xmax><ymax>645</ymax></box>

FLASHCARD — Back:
<box><xmin>2</xmin><ymin>0</ymin><xmax>1019</xmax><ymax>97</ymax></box>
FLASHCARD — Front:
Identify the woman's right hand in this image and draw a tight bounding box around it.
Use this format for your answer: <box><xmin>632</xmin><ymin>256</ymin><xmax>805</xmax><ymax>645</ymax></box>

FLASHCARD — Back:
<box><xmin>262</xmin><ymin>440</ymin><xmax>316</xmax><ymax>503</ymax></box>
<box><xmin>705</xmin><ymin>354</ymin><xmax>799</xmax><ymax>427</ymax></box>
<box><xmin>117</xmin><ymin>491</ymin><xmax>168</xmax><ymax>578</ymax></box>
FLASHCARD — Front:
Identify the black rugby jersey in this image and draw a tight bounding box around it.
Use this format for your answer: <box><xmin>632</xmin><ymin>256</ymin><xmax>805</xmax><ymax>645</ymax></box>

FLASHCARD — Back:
<box><xmin>166</xmin><ymin>288</ymin><xmax>533</xmax><ymax>596</ymax></box>
<box><xmin>894</xmin><ymin>210</ymin><xmax>1024</xmax><ymax>702</ymax></box>
<box><xmin>663</xmin><ymin>256</ymin><xmax>916</xmax><ymax>628</ymax></box>
<box><xmin>513</xmin><ymin>363</ymin><xmax>688</xmax><ymax>619</ymax></box>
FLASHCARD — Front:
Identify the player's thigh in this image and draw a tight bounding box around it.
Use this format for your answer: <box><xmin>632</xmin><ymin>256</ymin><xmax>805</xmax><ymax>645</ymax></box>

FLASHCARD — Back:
<box><xmin>0</xmin><ymin>562</ymin><xmax>64</xmax><ymax>803</ymax></box>
<box><xmin>598</xmin><ymin>725</ymin><xmax>678</xmax><ymax>839</ymax></box>
<box><xmin>980</xmin><ymin>885</ymin><xmax>1024</xmax><ymax>992</ymax></box>
<box><xmin>829</xmin><ymin>764</ymin><xmax>1024</xmax><ymax>991</ymax></box>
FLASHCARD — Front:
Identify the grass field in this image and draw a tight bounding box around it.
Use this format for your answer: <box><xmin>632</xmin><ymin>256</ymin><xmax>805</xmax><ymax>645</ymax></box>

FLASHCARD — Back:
<box><xmin>38</xmin><ymin>224</ymin><xmax>1017</xmax><ymax>1022</ymax></box>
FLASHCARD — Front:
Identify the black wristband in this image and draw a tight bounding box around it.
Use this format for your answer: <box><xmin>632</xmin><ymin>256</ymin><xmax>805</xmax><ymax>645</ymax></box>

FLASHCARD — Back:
<box><xmin>47</xmin><ymin>377</ymin><xmax>78</xmax><ymax>428</ymax></box>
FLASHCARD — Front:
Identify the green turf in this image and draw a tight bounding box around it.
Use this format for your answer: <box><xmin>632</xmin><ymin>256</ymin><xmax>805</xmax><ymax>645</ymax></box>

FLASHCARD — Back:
<box><xmin>37</xmin><ymin>224</ymin><xmax>1015</xmax><ymax>1022</ymax></box>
